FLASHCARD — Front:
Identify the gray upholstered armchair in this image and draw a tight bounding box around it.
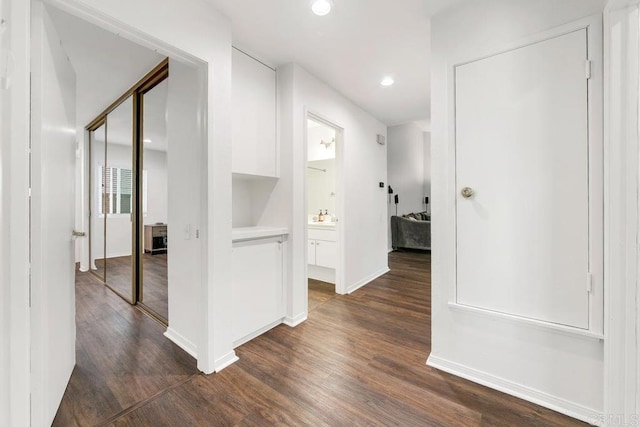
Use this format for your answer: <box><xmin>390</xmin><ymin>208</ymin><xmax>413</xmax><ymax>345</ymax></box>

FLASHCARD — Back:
<box><xmin>391</xmin><ymin>215</ymin><xmax>431</xmax><ymax>250</ymax></box>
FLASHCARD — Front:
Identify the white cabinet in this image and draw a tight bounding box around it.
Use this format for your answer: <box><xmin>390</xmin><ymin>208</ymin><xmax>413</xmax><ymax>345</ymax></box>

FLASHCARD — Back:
<box><xmin>232</xmin><ymin>48</ymin><xmax>277</xmax><ymax>177</ymax></box>
<box><xmin>308</xmin><ymin>239</ymin><xmax>316</xmax><ymax>265</ymax></box>
<box><xmin>308</xmin><ymin>227</ymin><xmax>337</xmax><ymax>269</ymax></box>
<box><xmin>232</xmin><ymin>230</ymin><xmax>287</xmax><ymax>346</ymax></box>
<box><xmin>313</xmin><ymin>240</ymin><xmax>337</xmax><ymax>268</ymax></box>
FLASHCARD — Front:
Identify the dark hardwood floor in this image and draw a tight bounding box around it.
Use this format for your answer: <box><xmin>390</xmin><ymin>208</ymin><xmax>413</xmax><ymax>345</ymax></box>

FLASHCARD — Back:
<box><xmin>53</xmin><ymin>270</ymin><xmax>196</xmax><ymax>426</ymax></box>
<box><xmin>54</xmin><ymin>251</ymin><xmax>586</xmax><ymax>426</ymax></box>
<box><xmin>308</xmin><ymin>278</ymin><xmax>336</xmax><ymax>312</ymax></box>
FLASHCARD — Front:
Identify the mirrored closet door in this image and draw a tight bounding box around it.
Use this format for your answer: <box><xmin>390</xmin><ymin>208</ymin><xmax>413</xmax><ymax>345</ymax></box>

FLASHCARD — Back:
<box><xmin>103</xmin><ymin>96</ymin><xmax>135</xmax><ymax>303</ymax></box>
<box><xmin>87</xmin><ymin>59</ymin><xmax>169</xmax><ymax>324</ymax></box>
<box><xmin>90</xmin><ymin>122</ymin><xmax>106</xmax><ymax>282</ymax></box>
<box><xmin>139</xmin><ymin>78</ymin><xmax>169</xmax><ymax>320</ymax></box>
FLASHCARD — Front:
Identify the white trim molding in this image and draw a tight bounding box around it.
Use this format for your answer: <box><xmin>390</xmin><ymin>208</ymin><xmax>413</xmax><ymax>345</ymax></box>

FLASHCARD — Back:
<box><xmin>448</xmin><ymin>303</ymin><xmax>605</xmax><ymax>340</ymax></box>
<box><xmin>346</xmin><ymin>267</ymin><xmax>390</xmax><ymax>294</ymax></box>
<box><xmin>213</xmin><ymin>351</ymin><xmax>239</xmax><ymax>373</ymax></box>
<box><xmin>604</xmin><ymin>0</ymin><xmax>640</xmax><ymax>420</ymax></box>
<box><xmin>233</xmin><ymin>319</ymin><xmax>283</xmax><ymax>349</ymax></box>
<box><xmin>283</xmin><ymin>312</ymin><xmax>307</xmax><ymax>327</ymax></box>
<box><xmin>3</xmin><ymin>0</ymin><xmax>32</xmax><ymax>425</ymax></box>
<box><xmin>164</xmin><ymin>328</ymin><xmax>198</xmax><ymax>360</ymax></box>
<box><xmin>427</xmin><ymin>355</ymin><xmax>604</xmax><ymax>425</ymax></box>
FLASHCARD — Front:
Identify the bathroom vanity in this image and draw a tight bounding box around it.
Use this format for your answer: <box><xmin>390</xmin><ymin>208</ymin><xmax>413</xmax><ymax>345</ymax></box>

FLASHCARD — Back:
<box><xmin>308</xmin><ymin>221</ymin><xmax>337</xmax><ymax>284</ymax></box>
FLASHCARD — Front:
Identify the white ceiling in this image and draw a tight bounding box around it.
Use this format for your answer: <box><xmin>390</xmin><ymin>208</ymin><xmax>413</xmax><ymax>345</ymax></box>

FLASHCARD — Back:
<box><xmin>47</xmin><ymin>0</ymin><xmax>455</xmax><ymax>135</ymax></box>
<box><xmin>205</xmin><ymin>0</ymin><xmax>457</xmax><ymax>126</ymax></box>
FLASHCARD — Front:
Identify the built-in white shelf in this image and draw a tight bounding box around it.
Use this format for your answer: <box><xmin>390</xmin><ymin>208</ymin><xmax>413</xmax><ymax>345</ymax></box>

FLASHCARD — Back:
<box><xmin>448</xmin><ymin>302</ymin><xmax>604</xmax><ymax>340</ymax></box>
<box><xmin>232</xmin><ymin>226</ymin><xmax>289</xmax><ymax>242</ymax></box>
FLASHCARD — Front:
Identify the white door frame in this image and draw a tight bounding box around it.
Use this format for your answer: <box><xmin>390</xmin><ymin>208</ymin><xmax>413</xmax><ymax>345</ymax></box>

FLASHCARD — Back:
<box><xmin>3</xmin><ymin>0</ymin><xmax>32</xmax><ymax>424</ymax></box>
<box><xmin>41</xmin><ymin>0</ymin><xmax>212</xmax><ymax>354</ymax></box>
<box><xmin>13</xmin><ymin>0</ymin><xmax>218</xmax><ymax>422</ymax></box>
<box><xmin>603</xmin><ymin>0</ymin><xmax>640</xmax><ymax>419</ymax></box>
<box><xmin>304</xmin><ymin>109</ymin><xmax>346</xmax><ymax>296</ymax></box>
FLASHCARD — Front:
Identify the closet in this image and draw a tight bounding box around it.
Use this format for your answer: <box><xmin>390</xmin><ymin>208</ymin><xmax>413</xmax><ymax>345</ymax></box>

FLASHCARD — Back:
<box><xmin>88</xmin><ymin>60</ymin><xmax>169</xmax><ymax>323</ymax></box>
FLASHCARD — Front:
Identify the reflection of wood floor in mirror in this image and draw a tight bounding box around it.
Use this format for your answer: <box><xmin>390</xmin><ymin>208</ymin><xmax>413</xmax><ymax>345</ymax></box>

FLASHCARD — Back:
<box><xmin>308</xmin><ymin>278</ymin><xmax>336</xmax><ymax>312</ymax></box>
<box><xmin>96</xmin><ymin>253</ymin><xmax>168</xmax><ymax>321</ymax></box>
<box><xmin>140</xmin><ymin>253</ymin><xmax>168</xmax><ymax>320</ymax></box>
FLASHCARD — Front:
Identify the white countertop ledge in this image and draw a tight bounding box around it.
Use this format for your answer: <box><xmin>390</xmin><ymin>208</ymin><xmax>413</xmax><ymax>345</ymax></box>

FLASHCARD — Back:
<box><xmin>308</xmin><ymin>222</ymin><xmax>336</xmax><ymax>230</ymax></box>
<box><xmin>232</xmin><ymin>226</ymin><xmax>289</xmax><ymax>242</ymax></box>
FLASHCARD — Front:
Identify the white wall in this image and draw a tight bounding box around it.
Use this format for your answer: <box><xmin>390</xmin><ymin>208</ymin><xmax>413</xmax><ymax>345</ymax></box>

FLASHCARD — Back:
<box><xmin>3</xmin><ymin>0</ymin><xmax>32</xmax><ymax>424</ymax></box>
<box><xmin>388</xmin><ymin>123</ymin><xmax>426</xmax><ymax>216</ymax></box>
<box><xmin>260</xmin><ymin>63</ymin><xmax>387</xmax><ymax>322</ymax></box>
<box><xmin>307</xmin><ymin>159</ymin><xmax>336</xmax><ymax>217</ymax></box>
<box><xmin>232</xmin><ymin>178</ymin><xmax>253</xmax><ymax>227</ymax></box>
<box><xmin>387</xmin><ymin>123</ymin><xmax>428</xmax><ymax>250</ymax></box>
<box><xmin>231</xmin><ymin>176</ymin><xmax>278</xmax><ymax>228</ymax></box>
<box><xmin>423</xmin><ymin>131</ymin><xmax>431</xmax><ymax>208</ymax></box>
<box><xmin>0</xmin><ymin>0</ymin><xmax>9</xmax><ymax>423</ymax></box>
<box><xmin>165</xmin><ymin>59</ymin><xmax>203</xmax><ymax>357</ymax></box>
<box><xmin>429</xmin><ymin>0</ymin><xmax>606</xmax><ymax>421</ymax></box>
<box><xmin>307</xmin><ymin>121</ymin><xmax>337</xmax><ymax>219</ymax></box>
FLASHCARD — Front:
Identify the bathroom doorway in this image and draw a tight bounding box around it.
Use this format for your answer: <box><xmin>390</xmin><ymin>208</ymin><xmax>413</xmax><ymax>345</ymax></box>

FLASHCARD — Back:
<box><xmin>306</xmin><ymin>113</ymin><xmax>344</xmax><ymax>310</ymax></box>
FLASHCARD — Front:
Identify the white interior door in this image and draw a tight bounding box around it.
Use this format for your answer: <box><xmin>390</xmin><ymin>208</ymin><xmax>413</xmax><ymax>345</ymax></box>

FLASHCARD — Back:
<box><xmin>30</xmin><ymin>3</ymin><xmax>77</xmax><ymax>425</ymax></box>
<box><xmin>455</xmin><ymin>28</ymin><xmax>592</xmax><ymax>329</ymax></box>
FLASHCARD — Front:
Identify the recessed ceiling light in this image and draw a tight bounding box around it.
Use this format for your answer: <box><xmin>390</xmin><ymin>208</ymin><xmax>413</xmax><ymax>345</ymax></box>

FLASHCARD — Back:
<box><xmin>143</xmin><ymin>139</ymin><xmax>152</xmax><ymax>143</ymax></box>
<box><xmin>380</xmin><ymin>76</ymin><xmax>395</xmax><ymax>87</ymax></box>
<box><xmin>312</xmin><ymin>0</ymin><xmax>332</xmax><ymax>16</ymax></box>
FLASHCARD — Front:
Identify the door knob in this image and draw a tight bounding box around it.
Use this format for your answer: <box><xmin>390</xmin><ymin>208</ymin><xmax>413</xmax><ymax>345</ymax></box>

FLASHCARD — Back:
<box><xmin>460</xmin><ymin>187</ymin><xmax>474</xmax><ymax>198</ymax></box>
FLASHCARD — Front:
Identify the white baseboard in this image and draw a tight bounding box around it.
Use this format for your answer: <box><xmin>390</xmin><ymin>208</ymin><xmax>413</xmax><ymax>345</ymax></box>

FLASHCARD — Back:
<box><xmin>346</xmin><ymin>267</ymin><xmax>390</xmax><ymax>294</ymax></box>
<box><xmin>308</xmin><ymin>264</ymin><xmax>336</xmax><ymax>284</ymax></box>
<box><xmin>426</xmin><ymin>354</ymin><xmax>603</xmax><ymax>425</ymax></box>
<box><xmin>213</xmin><ymin>350</ymin><xmax>239</xmax><ymax>372</ymax></box>
<box><xmin>233</xmin><ymin>319</ymin><xmax>283</xmax><ymax>349</ymax></box>
<box><xmin>283</xmin><ymin>312</ymin><xmax>307</xmax><ymax>327</ymax></box>
<box><xmin>164</xmin><ymin>327</ymin><xmax>197</xmax><ymax>359</ymax></box>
